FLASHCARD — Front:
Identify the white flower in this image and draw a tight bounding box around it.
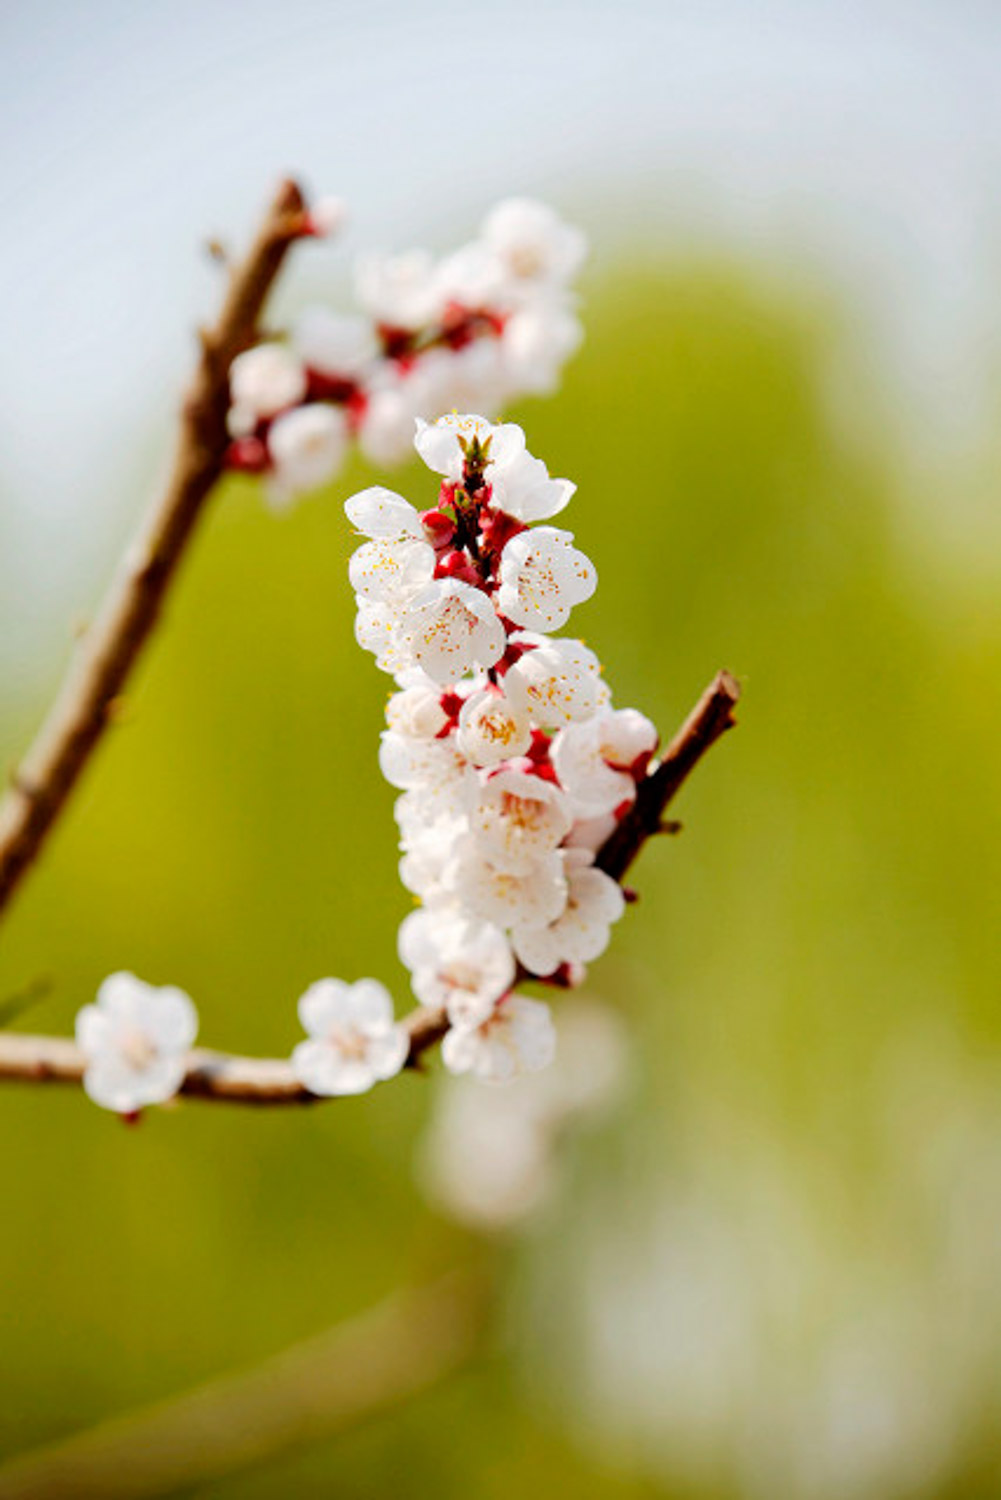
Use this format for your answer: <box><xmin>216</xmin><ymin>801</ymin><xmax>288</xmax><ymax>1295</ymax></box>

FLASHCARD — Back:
<box><xmin>490</xmin><ymin>449</ymin><xmax>575</xmax><ymax>523</ymax></box>
<box><xmin>496</xmin><ymin>527</ymin><xmax>597</xmax><ymax>631</ymax></box>
<box><xmin>414</xmin><ymin>412</ymin><xmax>526</xmax><ymax>483</ymax></box>
<box><xmin>506</xmin><ymin>633</ymin><xmax>609</xmax><ymax>728</ymax></box>
<box><xmin>379</xmin><ymin>732</ymin><xmax>472</xmax><ymax>798</ymax></box>
<box><xmin>512</xmin><ymin>849</ymin><xmax>626</xmax><ymax>977</ymax></box>
<box><xmin>442</xmin><ymin>995</ymin><xmax>557</xmax><ymax>1082</ymax></box>
<box><xmin>345</xmin><ymin>485</ymin><xmax>424</xmax><ymax>542</ymax></box>
<box><xmin>354</xmin><ymin>249</ymin><xmax>442</xmax><ymax>330</ymax></box>
<box><xmin>551</xmin><ymin>708</ymin><xmax>659</xmax><ymax>816</ymax></box>
<box><xmin>293</xmin><ymin>308</ymin><xmax>378</xmax><ymax>378</ymax></box>
<box><xmin>386</xmin><ymin>684</ymin><xmax>450</xmax><ymax>741</ymax></box>
<box><xmin>354</xmin><ymin>596</ymin><xmax>414</xmax><ymax>675</ymax></box>
<box><xmin>445</xmin><ymin>844</ymin><xmax>568</xmax><ymax>930</ymax></box>
<box><xmin>469</xmin><ymin>768</ymin><xmax>572</xmax><ymax>874</ymax></box>
<box><xmin>348</xmin><ymin>535</ymin><xmax>435</xmax><ymax>603</ymax></box>
<box><xmin>455</xmin><ymin>682</ymin><xmax>532</xmax><ymax>767</ymax></box>
<box><xmin>267</xmin><ymin>404</ymin><xmax>349</xmax><ymax>507</ymax></box>
<box><xmin>229</xmin><ymin>343</ymin><xmax>306</xmax><ymax>422</ymax></box>
<box><xmin>401</xmin><ymin>578</ymin><xmax>506</xmax><ymax>685</ymax></box>
<box><xmin>398</xmin><ymin>908</ymin><xmax>514</xmax><ymax>1026</ymax></box>
<box><xmin>500</xmin><ymin>297</ymin><xmax>583</xmax><ymax>395</ymax></box>
<box><xmin>481</xmin><ymin>198</ymin><xmax>587</xmax><ymax>290</ymax></box>
<box><xmin>291</xmin><ymin>978</ymin><xmax>408</xmax><ymax>1096</ymax></box>
<box><xmin>434</xmin><ymin>241</ymin><xmax>509</xmax><ymax>309</ymax></box>
<box><xmin>75</xmin><ymin>972</ymin><xmax>198</xmax><ymax>1114</ymax></box>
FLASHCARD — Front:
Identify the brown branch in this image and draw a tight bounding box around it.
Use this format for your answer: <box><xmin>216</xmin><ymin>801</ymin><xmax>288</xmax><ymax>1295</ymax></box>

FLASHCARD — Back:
<box><xmin>0</xmin><ymin>671</ymin><xmax>738</xmax><ymax>1107</ymax></box>
<box><xmin>0</xmin><ymin>179</ymin><xmax>311</xmax><ymax>925</ymax></box>
<box><xmin>0</xmin><ymin>1267</ymin><xmax>485</xmax><ymax>1500</ymax></box>
<box><xmin>595</xmin><ymin>669</ymin><xmax>741</xmax><ymax>881</ymax></box>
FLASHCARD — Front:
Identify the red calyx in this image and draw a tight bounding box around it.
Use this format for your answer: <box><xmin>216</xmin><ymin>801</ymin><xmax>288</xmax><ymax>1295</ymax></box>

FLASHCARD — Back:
<box><xmin>225</xmin><ymin>436</ymin><xmax>270</xmax><ymax>473</ymax></box>
<box><xmin>305</xmin><ymin>369</ymin><xmax>358</xmax><ymax>404</ymax></box>
<box><xmin>421</xmin><ymin>509</ymin><xmax>456</xmax><ymax>550</ymax></box>
<box><xmin>435</xmin><ymin>550</ymin><xmax>482</xmax><ymax>588</ymax></box>
<box><xmin>479</xmin><ymin>506</ymin><xmax>527</xmax><ymax>555</ymax></box>
<box><xmin>377</xmin><ymin>324</ymin><xmax>416</xmax><ymax>362</ymax></box>
<box><xmin>628</xmin><ymin>749</ymin><xmax>657</xmax><ymax>780</ymax></box>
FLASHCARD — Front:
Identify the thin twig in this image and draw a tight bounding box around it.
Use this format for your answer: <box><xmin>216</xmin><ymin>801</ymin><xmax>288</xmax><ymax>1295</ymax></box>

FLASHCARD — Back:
<box><xmin>0</xmin><ymin>1268</ymin><xmax>485</xmax><ymax>1500</ymax></box>
<box><xmin>0</xmin><ymin>671</ymin><xmax>739</xmax><ymax>1107</ymax></box>
<box><xmin>595</xmin><ymin>669</ymin><xmax>741</xmax><ymax>880</ymax></box>
<box><xmin>0</xmin><ymin>179</ymin><xmax>311</xmax><ymax>925</ymax></box>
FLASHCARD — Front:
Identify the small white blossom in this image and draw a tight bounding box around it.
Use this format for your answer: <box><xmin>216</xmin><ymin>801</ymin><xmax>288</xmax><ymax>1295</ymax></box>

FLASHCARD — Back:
<box><xmin>267</xmin><ymin>404</ymin><xmax>349</xmax><ymax>507</ymax></box>
<box><xmin>481</xmin><ymin>198</ymin><xmax>588</xmax><ymax>290</ymax></box>
<box><xmin>414</xmin><ymin>412</ymin><xmax>526</xmax><ymax>483</ymax></box>
<box><xmin>75</xmin><ymin>972</ymin><xmax>198</xmax><ymax>1114</ymax></box>
<box><xmin>229</xmin><ymin>343</ymin><xmax>306</xmax><ymax>422</ymax></box>
<box><xmin>344</xmin><ymin>485</ymin><xmax>424</xmax><ymax>540</ymax></box>
<box><xmin>398</xmin><ymin>908</ymin><xmax>514</xmax><ymax>1025</ymax></box>
<box><xmin>401</xmin><ymin>579</ymin><xmax>506</xmax><ymax>685</ymax></box>
<box><xmin>445</xmin><ymin>844</ymin><xmax>568</xmax><ymax>930</ymax></box>
<box><xmin>455</xmin><ymin>682</ymin><xmax>532</xmax><ymax>767</ymax></box>
<box><xmin>512</xmin><ymin>849</ymin><xmax>626</xmax><ymax>976</ymax></box>
<box><xmin>506</xmin><ymin>633</ymin><xmax>609</xmax><ymax>728</ymax></box>
<box><xmin>496</xmin><ymin>526</ymin><xmax>597</xmax><ymax>632</ymax></box>
<box><xmin>552</xmin><ymin>708</ymin><xmax>659</xmax><ymax>816</ymax></box>
<box><xmin>354</xmin><ymin>249</ymin><xmax>442</xmax><ymax>330</ymax></box>
<box><xmin>293</xmin><ymin>307</ymin><xmax>378</xmax><ymax>378</ymax></box>
<box><xmin>291</xmin><ymin>978</ymin><xmax>408</xmax><ymax>1096</ymax></box>
<box><xmin>469</xmin><ymin>768</ymin><xmax>572</xmax><ymax>874</ymax></box>
<box><xmin>441</xmin><ymin>995</ymin><xmax>557</xmax><ymax>1082</ymax></box>
<box><xmin>500</xmin><ymin>297</ymin><xmax>583</xmax><ymax>395</ymax></box>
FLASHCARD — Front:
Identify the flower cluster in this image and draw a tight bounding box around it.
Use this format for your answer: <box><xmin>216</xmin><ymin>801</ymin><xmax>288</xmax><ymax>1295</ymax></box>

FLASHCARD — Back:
<box><xmin>345</xmin><ymin>412</ymin><xmax>660</xmax><ymax>1083</ymax></box>
<box><xmin>225</xmin><ymin>199</ymin><xmax>586</xmax><ymax>508</ymax></box>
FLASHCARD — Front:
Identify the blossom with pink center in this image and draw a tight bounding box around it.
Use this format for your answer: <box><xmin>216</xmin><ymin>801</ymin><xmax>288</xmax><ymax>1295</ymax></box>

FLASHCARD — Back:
<box><xmin>496</xmin><ymin>526</ymin><xmax>596</xmax><ymax>632</ymax></box>
<box><xmin>398</xmin><ymin>908</ymin><xmax>515</xmax><ymax>1026</ymax></box>
<box><xmin>445</xmin><ymin>844</ymin><xmax>568</xmax><ymax>931</ymax></box>
<box><xmin>456</xmin><ymin>682</ymin><xmax>533</xmax><ymax>768</ymax></box>
<box><xmin>480</xmin><ymin>198</ymin><xmax>587</xmax><ymax>292</ymax></box>
<box><xmin>506</xmin><ymin>632</ymin><xmax>609</xmax><ymax>728</ymax></box>
<box><xmin>551</xmin><ymin>707</ymin><xmax>659</xmax><ymax>817</ymax></box>
<box><xmin>291</xmin><ymin>979</ymin><xmax>408</xmax><ymax>1096</ymax></box>
<box><xmin>441</xmin><ymin>995</ymin><xmax>557</xmax><ymax>1083</ymax></box>
<box><xmin>75</xmin><ymin>972</ymin><xmax>198</xmax><ymax>1114</ymax></box>
<box><xmin>401</xmin><ymin>579</ymin><xmax>506</xmax><ymax>685</ymax></box>
<box><xmin>469</xmin><ymin>768</ymin><xmax>573</xmax><ymax>874</ymax></box>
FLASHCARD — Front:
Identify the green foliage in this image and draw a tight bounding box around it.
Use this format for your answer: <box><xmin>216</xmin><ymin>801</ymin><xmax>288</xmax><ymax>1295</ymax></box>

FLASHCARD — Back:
<box><xmin>1</xmin><ymin>257</ymin><xmax>999</xmax><ymax>1496</ymax></box>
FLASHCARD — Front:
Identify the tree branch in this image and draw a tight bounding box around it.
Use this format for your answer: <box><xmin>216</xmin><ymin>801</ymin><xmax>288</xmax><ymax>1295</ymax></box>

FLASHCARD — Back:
<box><xmin>595</xmin><ymin>669</ymin><xmax>741</xmax><ymax>881</ymax></box>
<box><xmin>0</xmin><ymin>670</ymin><xmax>739</xmax><ymax>1106</ymax></box>
<box><xmin>0</xmin><ymin>1268</ymin><xmax>485</xmax><ymax>1500</ymax></box>
<box><xmin>0</xmin><ymin>179</ymin><xmax>311</xmax><ymax>925</ymax></box>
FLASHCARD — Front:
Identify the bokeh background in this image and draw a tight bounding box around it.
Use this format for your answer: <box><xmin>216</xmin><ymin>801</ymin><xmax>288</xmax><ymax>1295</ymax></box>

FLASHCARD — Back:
<box><xmin>3</xmin><ymin>2</ymin><xmax>1001</xmax><ymax>1496</ymax></box>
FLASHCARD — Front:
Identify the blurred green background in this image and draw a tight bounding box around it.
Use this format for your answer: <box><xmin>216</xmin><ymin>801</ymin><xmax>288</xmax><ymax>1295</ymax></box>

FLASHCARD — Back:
<box><xmin>2</xmin><ymin>257</ymin><xmax>1001</xmax><ymax>1500</ymax></box>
